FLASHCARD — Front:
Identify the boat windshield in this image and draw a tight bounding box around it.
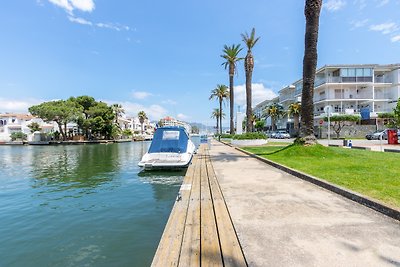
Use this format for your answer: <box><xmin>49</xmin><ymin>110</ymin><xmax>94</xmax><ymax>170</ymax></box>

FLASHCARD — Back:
<box><xmin>148</xmin><ymin>127</ymin><xmax>189</xmax><ymax>153</ymax></box>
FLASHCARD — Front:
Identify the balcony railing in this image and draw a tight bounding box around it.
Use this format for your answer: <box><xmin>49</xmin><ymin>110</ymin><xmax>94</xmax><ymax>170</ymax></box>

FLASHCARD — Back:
<box><xmin>374</xmin><ymin>76</ymin><xmax>392</xmax><ymax>83</ymax></box>
<box><xmin>314</xmin><ymin>76</ymin><xmax>375</xmax><ymax>87</ymax></box>
<box><xmin>314</xmin><ymin>108</ymin><xmax>393</xmax><ymax>117</ymax></box>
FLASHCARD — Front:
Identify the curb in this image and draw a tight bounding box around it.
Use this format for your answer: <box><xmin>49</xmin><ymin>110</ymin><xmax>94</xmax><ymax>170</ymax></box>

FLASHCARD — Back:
<box><xmin>221</xmin><ymin>143</ymin><xmax>400</xmax><ymax>222</ymax></box>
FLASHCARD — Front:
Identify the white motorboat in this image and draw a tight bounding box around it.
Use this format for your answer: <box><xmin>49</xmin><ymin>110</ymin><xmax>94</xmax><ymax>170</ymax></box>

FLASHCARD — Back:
<box><xmin>138</xmin><ymin>126</ymin><xmax>196</xmax><ymax>170</ymax></box>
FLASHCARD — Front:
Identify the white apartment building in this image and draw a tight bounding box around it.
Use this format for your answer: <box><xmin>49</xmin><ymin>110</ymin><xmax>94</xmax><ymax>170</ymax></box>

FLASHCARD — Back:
<box><xmin>255</xmin><ymin>64</ymin><xmax>400</xmax><ymax>131</ymax></box>
<box><xmin>123</xmin><ymin>116</ymin><xmax>155</xmax><ymax>134</ymax></box>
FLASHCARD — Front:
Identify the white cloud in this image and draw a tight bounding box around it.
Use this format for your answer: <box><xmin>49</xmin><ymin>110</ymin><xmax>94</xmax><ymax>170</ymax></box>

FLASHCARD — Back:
<box><xmin>103</xmin><ymin>100</ymin><xmax>167</xmax><ymax>121</ymax></box>
<box><xmin>131</xmin><ymin>91</ymin><xmax>153</xmax><ymax>100</ymax></box>
<box><xmin>48</xmin><ymin>0</ymin><xmax>94</xmax><ymax>13</ymax></box>
<box><xmin>324</xmin><ymin>0</ymin><xmax>347</xmax><ymax>11</ymax></box>
<box><xmin>377</xmin><ymin>0</ymin><xmax>390</xmax><ymax>7</ymax></box>
<box><xmin>369</xmin><ymin>22</ymin><xmax>399</xmax><ymax>34</ymax></box>
<box><xmin>0</xmin><ymin>98</ymin><xmax>43</xmax><ymax>113</ymax></box>
<box><xmin>66</xmin><ymin>15</ymin><xmax>130</xmax><ymax>31</ymax></box>
<box><xmin>234</xmin><ymin>83</ymin><xmax>277</xmax><ymax>107</ymax></box>
<box><xmin>349</xmin><ymin>19</ymin><xmax>369</xmax><ymax>30</ymax></box>
<box><xmin>391</xmin><ymin>35</ymin><xmax>400</xmax><ymax>42</ymax></box>
<box><xmin>48</xmin><ymin>0</ymin><xmax>130</xmax><ymax>32</ymax></box>
<box><xmin>177</xmin><ymin>113</ymin><xmax>189</xmax><ymax>120</ymax></box>
<box><xmin>68</xmin><ymin>16</ymin><xmax>92</xmax><ymax>25</ymax></box>
<box><xmin>96</xmin><ymin>22</ymin><xmax>121</xmax><ymax>31</ymax></box>
<box><xmin>69</xmin><ymin>0</ymin><xmax>95</xmax><ymax>12</ymax></box>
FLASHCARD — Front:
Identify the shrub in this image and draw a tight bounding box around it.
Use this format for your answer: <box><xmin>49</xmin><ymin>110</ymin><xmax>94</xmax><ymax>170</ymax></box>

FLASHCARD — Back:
<box><xmin>10</xmin><ymin>131</ymin><xmax>27</xmax><ymax>141</ymax></box>
<box><xmin>232</xmin><ymin>132</ymin><xmax>267</xmax><ymax>140</ymax></box>
<box><xmin>219</xmin><ymin>134</ymin><xmax>233</xmax><ymax>139</ymax></box>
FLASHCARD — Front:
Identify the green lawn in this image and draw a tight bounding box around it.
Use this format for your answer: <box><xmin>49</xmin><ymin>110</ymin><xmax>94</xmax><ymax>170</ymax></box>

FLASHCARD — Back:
<box><xmin>242</xmin><ymin>144</ymin><xmax>400</xmax><ymax>208</ymax></box>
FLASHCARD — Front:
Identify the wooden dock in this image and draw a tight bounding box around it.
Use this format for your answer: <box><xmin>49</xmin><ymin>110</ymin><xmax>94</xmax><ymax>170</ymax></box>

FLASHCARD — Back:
<box><xmin>151</xmin><ymin>145</ymin><xmax>247</xmax><ymax>267</ymax></box>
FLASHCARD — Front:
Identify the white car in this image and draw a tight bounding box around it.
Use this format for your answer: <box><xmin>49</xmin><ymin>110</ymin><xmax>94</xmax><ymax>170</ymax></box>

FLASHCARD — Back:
<box><xmin>276</xmin><ymin>131</ymin><xmax>290</xmax><ymax>139</ymax></box>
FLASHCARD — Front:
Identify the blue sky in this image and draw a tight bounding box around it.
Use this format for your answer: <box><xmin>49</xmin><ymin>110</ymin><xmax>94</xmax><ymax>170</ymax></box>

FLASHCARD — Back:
<box><xmin>1</xmin><ymin>0</ymin><xmax>400</xmax><ymax>126</ymax></box>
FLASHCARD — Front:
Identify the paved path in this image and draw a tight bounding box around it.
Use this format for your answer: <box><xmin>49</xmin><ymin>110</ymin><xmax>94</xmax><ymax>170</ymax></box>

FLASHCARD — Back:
<box><xmin>209</xmin><ymin>140</ymin><xmax>400</xmax><ymax>267</ymax></box>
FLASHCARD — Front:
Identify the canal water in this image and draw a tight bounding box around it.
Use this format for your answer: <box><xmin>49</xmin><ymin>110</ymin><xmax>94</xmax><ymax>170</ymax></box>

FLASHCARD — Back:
<box><xmin>0</xmin><ymin>140</ymin><xmax>197</xmax><ymax>267</ymax></box>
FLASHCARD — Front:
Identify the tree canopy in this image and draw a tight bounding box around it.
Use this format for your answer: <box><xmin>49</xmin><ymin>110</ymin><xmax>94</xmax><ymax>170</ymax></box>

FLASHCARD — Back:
<box><xmin>29</xmin><ymin>96</ymin><xmax>118</xmax><ymax>140</ymax></box>
<box><xmin>323</xmin><ymin>114</ymin><xmax>360</xmax><ymax>138</ymax></box>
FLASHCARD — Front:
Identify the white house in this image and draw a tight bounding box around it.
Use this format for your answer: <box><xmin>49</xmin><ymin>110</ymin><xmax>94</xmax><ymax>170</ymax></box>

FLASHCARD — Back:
<box><xmin>0</xmin><ymin>113</ymin><xmax>55</xmax><ymax>141</ymax></box>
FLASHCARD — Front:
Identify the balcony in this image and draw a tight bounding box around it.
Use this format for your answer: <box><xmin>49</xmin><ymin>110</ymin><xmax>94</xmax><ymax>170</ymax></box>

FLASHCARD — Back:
<box><xmin>374</xmin><ymin>76</ymin><xmax>392</xmax><ymax>83</ymax></box>
<box><xmin>279</xmin><ymin>94</ymin><xmax>294</xmax><ymax>102</ymax></box>
<box><xmin>314</xmin><ymin>76</ymin><xmax>374</xmax><ymax>87</ymax></box>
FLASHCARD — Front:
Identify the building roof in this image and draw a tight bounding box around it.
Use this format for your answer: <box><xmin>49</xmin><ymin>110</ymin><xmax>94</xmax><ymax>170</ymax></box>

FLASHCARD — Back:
<box><xmin>316</xmin><ymin>63</ymin><xmax>400</xmax><ymax>73</ymax></box>
<box><xmin>0</xmin><ymin>113</ymin><xmax>34</xmax><ymax>120</ymax></box>
<box><xmin>278</xmin><ymin>85</ymin><xmax>295</xmax><ymax>93</ymax></box>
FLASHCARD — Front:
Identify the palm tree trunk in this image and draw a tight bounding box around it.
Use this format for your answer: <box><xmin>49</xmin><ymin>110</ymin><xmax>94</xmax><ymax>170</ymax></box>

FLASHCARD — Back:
<box><xmin>57</xmin><ymin>121</ymin><xmax>66</xmax><ymax>141</ymax></box>
<box><xmin>294</xmin><ymin>114</ymin><xmax>300</xmax><ymax>136</ymax></box>
<box><xmin>229</xmin><ymin>62</ymin><xmax>236</xmax><ymax>134</ymax></box>
<box><xmin>245</xmin><ymin>71</ymin><xmax>253</xmax><ymax>132</ymax></box>
<box><xmin>219</xmin><ymin>99</ymin><xmax>223</xmax><ymax>135</ymax></box>
<box><xmin>245</xmin><ymin>53</ymin><xmax>253</xmax><ymax>133</ymax></box>
<box><xmin>301</xmin><ymin>0</ymin><xmax>322</xmax><ymax>143</ymax></box>
<box><xmin>272</xmin><ymin>117</ymin><xmax>276</xmax><ymax>131</ymax></box>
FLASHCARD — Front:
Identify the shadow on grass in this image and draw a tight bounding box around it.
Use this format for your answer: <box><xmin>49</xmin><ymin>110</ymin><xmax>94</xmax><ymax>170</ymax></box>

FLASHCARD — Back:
<box><xmin>251</xmin><ymin>144</ymin><xmax>296</xmax><ymax>156</ymax></box>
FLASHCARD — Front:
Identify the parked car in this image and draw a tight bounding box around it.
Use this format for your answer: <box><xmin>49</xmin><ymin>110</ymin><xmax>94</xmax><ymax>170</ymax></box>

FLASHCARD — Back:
<box><xmin>268</xmin><ymin>131</ymin><xmax>278</xmax><ymax>138</ymax></box>
<box><xmin>365</xmin><ymin>129</ymin><xmax>388</xmax><ymax>140</ymax></box>
<box><xmin>275</xmin><ymin>131</ymin><xmax>291</xmax><ymax>139</ymax></box>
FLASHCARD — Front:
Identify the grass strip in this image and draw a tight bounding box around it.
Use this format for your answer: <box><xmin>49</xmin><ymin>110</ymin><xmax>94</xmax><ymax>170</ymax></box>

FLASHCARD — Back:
<box><xmin>242</xmin><ymin>144</ymin><xmax>400</xmax><ymax>208</ymax></box>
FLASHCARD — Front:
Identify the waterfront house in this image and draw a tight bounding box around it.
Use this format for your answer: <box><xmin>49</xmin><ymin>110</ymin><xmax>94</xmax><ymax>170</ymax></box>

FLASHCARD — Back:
<box><xmin>0</xmin><ymin>113</ymin><xmax>55</xmax><ymax>141</ymax></box>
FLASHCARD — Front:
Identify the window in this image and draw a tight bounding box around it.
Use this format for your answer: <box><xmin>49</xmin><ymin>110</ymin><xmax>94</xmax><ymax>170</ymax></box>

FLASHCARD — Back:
<box><xmin>364</xmin><ymin>68</ymin><xmax>372</xmax><ymax>76</ymax></box>
<box><xmin>162</xmin><ymin>131</ymin><xmax>180</xmax><ymax>140</ymax></box>
<box><xmin>356</xmin><ymin>68</ymin><xmax>363</xmax><ymax>77</ymax></box>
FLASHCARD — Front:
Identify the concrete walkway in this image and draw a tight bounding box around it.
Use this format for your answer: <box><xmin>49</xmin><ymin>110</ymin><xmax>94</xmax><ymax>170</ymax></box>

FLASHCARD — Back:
<box><xmin>209</xmin><ymin>140</ymin><xmax>400</xmax><ymax>267</ymax></box>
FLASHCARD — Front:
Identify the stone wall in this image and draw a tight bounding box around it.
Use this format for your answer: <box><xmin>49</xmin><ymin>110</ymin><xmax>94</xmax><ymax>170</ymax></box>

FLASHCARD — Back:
<box><xmin>315</xmin><ymin>125</ymin><xmax>377</xmax><ymax>139</ymax></box>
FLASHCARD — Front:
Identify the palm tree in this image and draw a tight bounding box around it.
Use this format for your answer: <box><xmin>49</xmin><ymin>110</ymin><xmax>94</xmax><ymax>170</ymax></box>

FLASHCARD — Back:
<box><xmin>111</xmin><ymin>103</ymin><xmax>125</xmax><ymax>125</ymax></box>
<box><xmin>138</xmin><ymin>111</ymin><xmax>147</xmax><ymax>134</ymax></box>
<box><xmin>211</xmin><ymin>108</ymin><xmax>225</xmax><ymax>134</ymax></box>
<box><xmin>209</xmin><ymin>84</ymin><xmax>229</xmax><ymax>135</ymax></box>
<box><xmin>288</xmin><ymin>102</ymin><xmax>301</xmax><ymax>136</ymax></box>
<box><xmin>241</xmin><ymin>28</ymin><xmax>260</xmax><ymax>133</ymax></box>
<box><xmin>264</xmin><ymin>103</ymin><xmax>285</xmax><ymax>131</ymax></box>
<box><xmin>221</xmin><ymin>44</ymin><xmax>243</xmax><ymax>134</ymax></box>
<box><xmin>301</xmin><ymin>0</ymin><xmax>322</xmax><ymax>144</ymax></box>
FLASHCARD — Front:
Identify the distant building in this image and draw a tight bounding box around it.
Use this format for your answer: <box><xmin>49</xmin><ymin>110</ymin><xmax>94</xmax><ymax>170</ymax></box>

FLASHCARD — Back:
<box><xmin>254</xmin><ymin>64</ymin><xmax>400</xmax><ymax>132</ymax></box>
<box><xmin>159</xmin><ymin>116</ymin><xmax>191</xmax><ymax>133</ymax></box>
<box><xmin>122</xmin><ymin>116</ymin><xmax>155</xmax><ymax>135</ymax></box>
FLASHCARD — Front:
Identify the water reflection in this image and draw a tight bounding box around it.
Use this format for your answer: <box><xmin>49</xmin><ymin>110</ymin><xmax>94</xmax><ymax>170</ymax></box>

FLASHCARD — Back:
<box><xmin>30</xmin><ymin>144</ymin><xmax>120</xmax><ymax>191</ymax></box>
<box><xmin>138</xmin><ymin>169</ymin><xmax>186</xmax><ymax>201</ymax></box>
<box><xmin>0</xmin><ymin>142</ymin><xmax>185</xmax><ymax>267</ymax></box>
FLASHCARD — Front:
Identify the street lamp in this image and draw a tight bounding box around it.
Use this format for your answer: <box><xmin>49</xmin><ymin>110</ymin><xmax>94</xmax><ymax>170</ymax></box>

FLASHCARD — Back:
<box><xmin>324</xmin><ymin>105</ymin><xmax>332</xmax><ymax>145</ymax></box>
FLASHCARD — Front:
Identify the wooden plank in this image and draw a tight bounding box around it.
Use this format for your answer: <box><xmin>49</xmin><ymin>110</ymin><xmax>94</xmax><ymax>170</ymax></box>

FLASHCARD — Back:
<box><xmin>178</xmin><ymin>150</ymin><xmax>203</xmax><ymax>267</ymax></box>
<box><xmin>200</xmin><ymin>148</ymin><xmax>223</xmax><ymax>266</ymax></box>
<box><xmin>151</xmin><ymin>155</ymin><xmax>198</xmax><ymax>267</ymax></box>
<box><xmin>206</xmin><ymin>149</ymin><xmax>247</xmax><ymax>267</ymax></box>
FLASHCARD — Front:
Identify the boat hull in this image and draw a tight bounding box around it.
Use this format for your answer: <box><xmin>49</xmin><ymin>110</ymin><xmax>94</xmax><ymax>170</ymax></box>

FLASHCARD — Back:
<box><xmin>138</xmin><ymin>150</ymin><xmax>194</xmax><ymax>170</ymax></box>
